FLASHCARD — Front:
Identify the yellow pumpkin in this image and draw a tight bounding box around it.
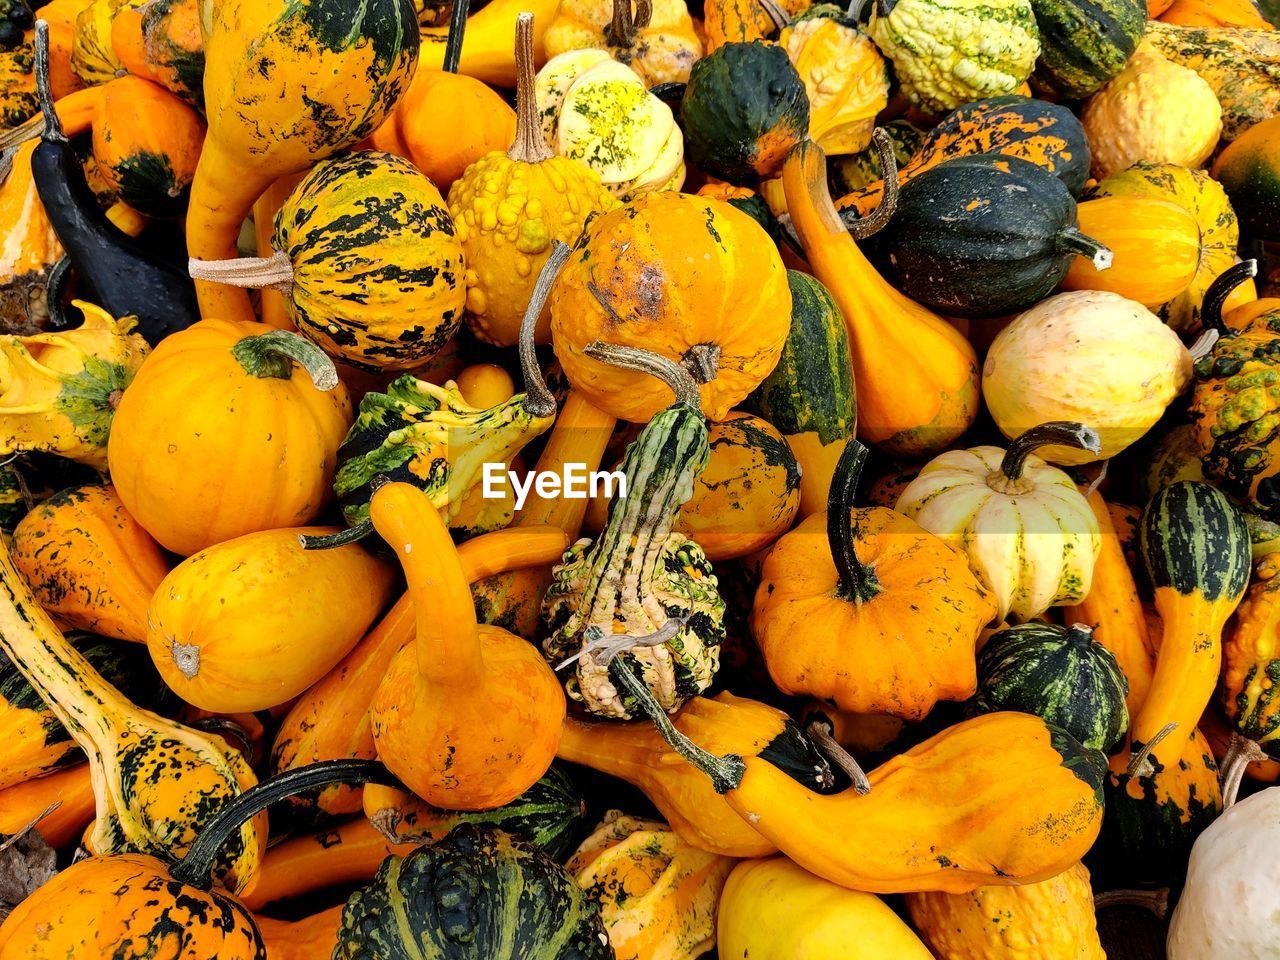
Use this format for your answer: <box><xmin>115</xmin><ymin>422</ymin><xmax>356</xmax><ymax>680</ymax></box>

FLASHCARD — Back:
<box><xmin>71</xmin><ymin>0</ymin><xmax>147</xmax><ymax>86</ymax></box>
<box><xmin>544</xmin><ymin>0</ymin><xmax>702</xmax><ymax>85</ymax></box>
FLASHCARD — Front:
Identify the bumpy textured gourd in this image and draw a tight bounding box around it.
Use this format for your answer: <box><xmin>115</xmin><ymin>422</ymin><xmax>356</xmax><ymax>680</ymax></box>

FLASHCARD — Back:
<box><xmin>542</xmin><ymin>342</ymin><xmax>724</xmax><ymax>720</ymax></box>
<box><xmin>753</xmin><ymin>438</ymin><xmax>995</xmax><ymax>718</ymax></box>
<box><xmin>1221</xmin><ymin>554</ymin><xmax>1280</xmax><ymax>788</ymax></box>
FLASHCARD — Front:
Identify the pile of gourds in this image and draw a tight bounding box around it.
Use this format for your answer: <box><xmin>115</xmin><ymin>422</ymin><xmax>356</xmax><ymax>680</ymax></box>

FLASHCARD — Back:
<box><xmin>0</xmin><ymin>0</ymin><xmax>1277</xmax><ymax>955</ymax></box>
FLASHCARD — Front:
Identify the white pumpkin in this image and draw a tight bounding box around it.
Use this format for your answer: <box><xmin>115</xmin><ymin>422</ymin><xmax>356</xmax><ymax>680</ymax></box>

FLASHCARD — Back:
<box><xmin>982</xmin><ymin>290</ymin><xmax>1193</xmax><ymax>464</ymax></box>
<box><xmin>894</xmin><ymin>422</ymin><xmax>1103</xmax><ymax>623</ymax></box>
<box><xmin>1167</xmin><ymin>786</ymin><xmax>1280</xmax><ymax>959</ymax></box>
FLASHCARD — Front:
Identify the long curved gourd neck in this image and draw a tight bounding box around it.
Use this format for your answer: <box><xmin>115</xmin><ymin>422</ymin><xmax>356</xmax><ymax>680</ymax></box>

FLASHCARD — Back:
<box><xmin>987</xmin><ymin>421</ymin><xmax>1100</xmax><ymax>495</ymax></box>
<box><xmin>557</xmin><ymin>714</ymin><xmax>654</xmax><ymax>779</ymax></box>
<box><xmin>785</xmin><ymin>133</ymin><xmax>899</xmax><ymax>260</ymax></box>
<box><xmin>369</xmin><ymin>482</ymin><xmax>484</xmax><ymax>686</ymax></box>
<box><xmin>517</xmin><ymin>391</ymin><xmax>617</xmax><ymax>532</ymax></box>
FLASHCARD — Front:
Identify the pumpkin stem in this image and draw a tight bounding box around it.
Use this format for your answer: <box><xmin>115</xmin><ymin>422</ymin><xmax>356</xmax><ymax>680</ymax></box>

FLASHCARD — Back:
<box><xmin>584</xmin><ymin>340</ymin><xmax>703</xmax><ymax>415</ymax></box>
<box><xmin>519</xmin><ymin>240</ymin><xmax>569</xmax><ymax>419</ymax></box>
<box><xmin>173</xmin><ymin>759</ymin><xmax>399</xmax><ymax>890</ymax></box>
<box><xmin>1199</xmin><ymin>259</ymin><xmax>1258</xmax><ymax>336</ymax></box>
<box><xmin>33</xmin><ymin>22</ymin><xmax>63</xmax><ymax>144</ymax></box>
<box><xmin>609</xmin><ymin>657</ymin><xmax>747</xmax><ymax>793</ymax></box>
<box><xmin>231</xmin><ymin>329</ymin><xmax>340</xmax><ymax>390</ymax></box>
<box><xmin>1000</xmin><ymin>421</ymin><xmax>1101</xmax><ymax>481</ymax></box>
<box><xmin>508</xmin><ymin>13</ymin><xmax>553</xmax><ymax>164</ymax></box>
<box><xmin>556</xmin><ymin>616</ymin><xmax>686</xmax><ymax>670</ymax></box>
<box><xmin>187</xmin><ymin>250</ymin><xmax>296</xmax><ymax>294</ymax></box>
<box><xmin>1125</xmin><ymin>721</ymin><xmax>1178</xmax><ymax>778</ymax></box>
<box><xmin>299</xmin><ymin>518</ymin><xmax>375</xmax><ymax>551</ymax></box>
<box><xmin>1094</xmin><ymin>888</ymin><xmax>1170</xmax><ymax>919</ymax></box>
<box><xmin>443</xmin><ymin>0</ymin><xmax>472</xmax><ymax>73</ymax></box>
<box><xmin>606</xmin><ymin>0</ymin><xmax>650</xmax><ymax>46</ymax></box>
<box><xmin>844</xmin><ymin>128</ymin><xmax>898</xmax><ymax>240</ymax></box>
<box><xmin>828</xmin><ymin>439</ymin><xmax>881</xmax><ymax>604</ymax></box>
<box><xmin>682</xmin><ymin>343</ymin><xmax>721</xmax><ymax>384</ymax></box>
<box><xmin>1220</xmin><ymin>732</ymin><xmax>1269</xmax><ymax>807</ymax></box>
<box><xmin>1055</xmin><ymin>227</ymin><xmax>1112</xmax><ymax>272</ymax></box>
<box><xmin>805</xmin><ymin>719</ymin><xmax>871</xmax><ymax>795</ymax></box>
<box><xmin>1064</xmin><ymin>623</ymin><xmax>1097</xmax><ymax>648</ymax></box>
<box><xmin>846</xmin><ymin>0</ymin><xmax>870</xmax><ymax>19</ymax></box>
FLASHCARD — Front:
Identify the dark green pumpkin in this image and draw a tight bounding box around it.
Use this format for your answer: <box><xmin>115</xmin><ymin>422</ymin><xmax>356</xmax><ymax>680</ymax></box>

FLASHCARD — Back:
<box><xmin>680</xmin><ymin>41</ymin><xmax>810</xmax><ymax>185</ymax></box>
<box><xmin>746</xmin><ymin>270</ymin><xmax>854</xmax><ymax>447</ymax></box>
<box><xmin>971</xmin><ymin>622</ymin><xmax>1128</xmax><ymax>751</ymax></box>
<box><xmin>334</xmin><ymin>824</ymin><xmax>612</xmax><ymax>960</ymax></box>
<box><xmin>1030</xmin><ymin>0</ymin><xmax>1144</xmax><ymax>99</ymax></box>
<box><xmin>880</xmin><ymin>154</ymin><xmax>1111</xmax><ymax>318</ymax></box>
<box><xmin>827</xmin><ymin>119</ymin><xmax>925</xmax><ymax>195</ymax></box>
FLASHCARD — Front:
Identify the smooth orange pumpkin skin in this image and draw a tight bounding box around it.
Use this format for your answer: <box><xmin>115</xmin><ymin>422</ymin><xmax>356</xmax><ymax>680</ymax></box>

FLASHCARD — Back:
<box><xmin>0</xmin><ymin>762</ymin><xmax>96</xmax><ymax>848</ymax></box>
<box><xmin>11</xmin><ymin>484</ymin><xmax>169</xmax><ymax>644</ymax></box>
<box><xmin>106</xmin><ymin>319</ymin><xmax>353</xmax><ymax>556</ymax></box>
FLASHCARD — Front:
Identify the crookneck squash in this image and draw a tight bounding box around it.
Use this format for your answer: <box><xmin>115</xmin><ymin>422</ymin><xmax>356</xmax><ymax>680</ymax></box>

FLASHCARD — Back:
<box><xmin>784</xmin><ymin>135</ymin><xmax>979</xmax><ymax>457</ymax></box>
<box><xmin>189</xmin><ymin>0</ymin><xmax>419</xmax><ymax>324</ymax></box>
<box><xmin>544</xmin><ymin>0</ymin><xmax>702</xmax><ymax>85</ymax></box>
<box><xmin>753</xmin><ymin>440</ymin><xmax>995</xmax><ymax>719</ymax></box>
<box><xmin>551</xmin><ymin>189</ymin><xmax>790</xmax><ymax>423</ymax></box>
<box><xmin>11</xmin><ymin>482</ymin><xmax>168</xmax><ymax>643</ymax></box>
<box><xmin>189</xmin><ymin>150</ymin><xmax>467</xmax><ymax>373</ymax></box>
<box><xmin>107</xmin><ymin>320</ymin><xmax>352</xmax><ymax>555</ymax></box>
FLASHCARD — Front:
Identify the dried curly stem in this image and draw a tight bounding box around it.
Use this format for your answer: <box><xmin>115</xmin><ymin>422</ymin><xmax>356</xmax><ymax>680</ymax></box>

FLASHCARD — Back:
<box><xmin>187</xmin><ymin>250</ymin><xmax>295</xmax><ymax>294</ymax></box>
<box><xmin>1094</xmin><ymin>888</ymin><xmax>1170</xmax><ymax>919</ymax></box>
<box><xmin>1220</xmin><ymin>732</ymin><xmax>1269</xmax><ymax>807</ymax></box>
<box><xmin>842</xmin><ymin>128</ymin><xmax>900</xmax><ymax>239</ymax></box>
<box><xmin>519</xmin><ymin>240</ymin><xmax>570</xmax><ymax>418</ymax></box>
<box><xmin>584</xmin><ymin>340</ymin><xmax>703</xmax><ymax>415</ymax></box>
<box><xmin>1126</xmin><ymin>721</ymin><xmax>1179</xmax><ymax>778</ymax></box>
<box><xmin>556</xmin><ymin>616</ymin><xmax>687</xmax><ymax>670</ymax></box>
<box><xmin>508</xmin><ymin>14</ymin><xmax>553</xmax><ymax>163</ymax></box>
<box><xmin>606</xmin><ymin>0</ymin><xmax>653</xmax><ymax>46</ymax></box>
<box><xmin>805</xmin><ymin>719</ymin><xmax>870</xmax><ymax>795</ymax></box>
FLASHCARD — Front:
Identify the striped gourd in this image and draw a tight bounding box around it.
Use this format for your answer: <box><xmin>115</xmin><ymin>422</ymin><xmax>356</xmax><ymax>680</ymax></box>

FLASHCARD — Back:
<box><xmin>1030</xmin><ymin>0</ymin><xmax>1144</xmax><ymax>98</ymax></box>
<box><xmin>973</xmin><ymin>621</ymin><xmax>1129</xmax><ymax>750</ymax></box>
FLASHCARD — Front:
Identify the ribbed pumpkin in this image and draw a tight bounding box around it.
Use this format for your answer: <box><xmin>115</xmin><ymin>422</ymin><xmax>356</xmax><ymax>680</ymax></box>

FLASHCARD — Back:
<box><xmin>1029</xmin><ymin>0</ymin><xmax>1144</xmax><ymax>98</ymax></box>
<box><xmin>550</xmin><ymin>190</ymin><xmax>790</xmax><ymax>423</ymax></box>
<box><xmin>544</xmin><ymin>0</ymin><xmax>702</xmax><ymax>85</ymax></box>
<box><xmin>972</xmin><ymin>622</ymin><xmax>1129</xmax><ymax>751</ymax></box>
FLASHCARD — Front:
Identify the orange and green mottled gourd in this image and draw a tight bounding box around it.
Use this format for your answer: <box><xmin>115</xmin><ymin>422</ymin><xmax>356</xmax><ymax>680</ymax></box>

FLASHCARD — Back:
<box><xmin>702</xmin><ymin>0</ymin><xmax>809</xmax><ymax>52</ymax></box>
<box><xmin>544</xmin><ymin>0</ymin><xmax>702</xmax><ymax>85</ymax></box>
<box><xmin>1160</xmin><ymin>0</ymin><xmax>1273</xmax><ymax>30</ymax></box>
<box><xmin>752</xmin><ymin>440</ymin><xmax>995</xmax><ymax>718</ymax></box>
<box><xmin>367</xmin><ymin>481</ymin><xmax>566</xmax><ymax>810</ymax></box>
<box><xmin>550</xmin><ymin>191</ymin><xmax>790</xmax><ymax>423</ymax></box>
<box><xmin>0</xmin><ymin>139</ymin><xmax>63</xmax><ymax>330</ymax></box>
<box><xmin>188</xmin><ymin>0</ymin><xmax>419</xmax><ymax>324</ymax></box>
<box><xmin>783</xmin><ymin>135</ymin><xmax>979</xmax><ymax>457</ymax></box>
<box><xmin>0</xmin><ymin>536</ymin><xmax>265</xmax><ymax>894</ymax></box>
<box><xmin>567</xmin><ymin>810</ymin><xmax>737</xmax><ymax>960</ymax></box>
<box><xmin>106</xmin><ymin>320</ymin><xmax>352</xmax><ymax>556</ymax></box>
<box><xmin>110</xmin><ymin>0</ymin><xmax>205</xmax><ymax>107</ymax></box>
<box><xmin>11</xmin><ymin>483</ymin><xmax>169</xmax><ymax>643</ymax></box>
<box><xmin>146</xmin><ymin>526</ymin><xmax>396</xmax><ymax>713</ymax></box>
<box><xmin>448</xmin><ymin>13</ymin><xmax>616</xmax><ymax>347</ymax></box>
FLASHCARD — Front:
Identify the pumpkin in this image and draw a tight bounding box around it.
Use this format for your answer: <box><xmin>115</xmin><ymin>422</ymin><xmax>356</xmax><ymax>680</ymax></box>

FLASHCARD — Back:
<box><xmin>778</xmin><ymin>5</ymin><xmax>888</xmax><ymax>156</ymax></box>
<box><xmin>719</xmin><ymin>857</ymin><xmax>934</xmax><ymax>960</ymax></box>
<box><xmin>1082</xmin><ymin>41</ymin><xmax>1222</xmax><ymax>180</ymax></box>
<box><xmin>1211</xmin><ymin>114</ymin><xmax>1280</xmax><ymax>241</ymax></box>
<box><xmin>568</xmin><ymin>810</ymin><xmax>736</xmax><ymax>960</ymax></box>
<box><xmin>114</xmin><ymin>0</ymin><xmax>204</xmax><ymax>107</ymax></box>
<box><xmin>746</xmin><ymin>270</ymin><xmax>854</xmax><ymax>519</ymax></box>
<box><xmin>0</xmin><ymin>760</ymin><xmax>95</xmax><ymax>847</ymax></box>
<box><xmin>679</xmin><ymin>41</ymin><xmax>807</xmax><ymax>184</ymax></box>
<box><xmin>906</xmin><ymin>863</ymin><xmax>1105</xmax><ymax>960</ymax></box>
<box><xmin>894</xmin><ymin>423</ymin><xmax>1101</xmax><ymax>622</ymax></box>
<box><xmin>410</xmin><ymin>0</ymin><xmax>559</xmax><ymax>86</ymax></box>
<box><xmin>368</xmin><ymin>481</ymin><xmax>565</xmax><ymax>810</ymax></box>
<box><xmin>89</xmin><ymin>73</ymin><xmax>203</xmax><ymax>217</ymax></box>
<box><xmin>449</xmin><ymin>18</ymin><xmax>617</xmax><ymax>348</ymax></box>
<box><xmin>545</xmin><ymin>0</ymin><xmax>702</xmax><ymax>85</ymax></box>
<box><xmin>0</xmin><ymin>299</ymin><xmax>148</xmax><ymax>469</ymax></box>
<box><xmin>1145</xmin><ymin>22</ymin><xmax>1280</xmax><ymax>142</ymax></box>
<box><xmin>0</xmin><ymin>535</ymin><xmax>264</xmax><ymax>893</ymax></box>
<box><xmin>270</xmin><ymin>526</ymin><xmax>570</xmax><ymax>818</ymax></box>
<box><xmin>880</xmin><ymin>154</ymin><xmax>1111</xmax><ymax>319</ymax></box>
<box><xmin>868</xmin><ymin>0</ymin><xmax>1040</xmax><ymax>114</ymax></box>
<box><xmin>11</xmin><ymin>483</ymin><xmax>168</xmax><ymax>643</ymax></box>
<box><xmin>1123</xmin><ymin>481</ymin><xmax>1250</xmax><ymax>778</ymax></box>
<box><xmin>753</xmin><ymin>440</ymin><xmax>994</xmax><ymax>718</ymax></box>
<box><xmin>702</xmin><ymin>0</ymin><xmax>807</xmax><ymax>51</ymax></box>
<box><xmin>1219</xmin><ymin>553</ymin><xmax>1280</xmax><ymax>776</ymax></box>
<box><xmin>188</xmin><ymin>0</ymin><xmax>419</xmax><ymax>325</ymax></box>
<box><xmin>106</xmin><ymin>321</ymin><xmax>352</xmax><ymax>556</ymax></box>
<box><xmin>334</xmin><ymin>825</ymin><xmax>611</xmax><ymax>960</ymax></box>
<box><xmin>550</xmin><ymin>190</ymin><xmax>790</xmax><ymax>423</ymax></box>
<box><xmin>542</xmin><ymin>346</ymin><xmax>725</xmax><ymax>719</ymax></box>
<box><xmin>1029</xmin><ymin>0</ymin><xmax>1143</xmax><ymax>98</ymax></box>
<box><xmin>535</xmin><ymin>47</ymin><xmax>685</xmax><ymax>197</ymax></box>
<box><xmin>1160</xmin><ymin>0</ymin><xmax>1274</xmax><ymax>29</ymax></box>
<box><xmin>982</xmin><ymin>291</ymin><xmax>1193</xmax><ymax>462</ymax></box>
<box><xmin>0</xmin><ymin>139</ymin><xmax>63</xmax><ymax>331</ymax></box>
<box><xmin>1062</xmin><ymin>196</ymin><xmax>1201</xmax><ymax>307</ymax></box>
<box><xmin>190</xmin><ymin>151</ymin><xmax>467</xmax><ymax>373</ymax></box>
<box><xmin>70</xmin><ymin>0</ymin><xmax>145</xmax><ymax>86</ymax></box>
<box><xmin>784</xmin><ymin>136</ymin><xmax>979</xmax><ymax>457</ymax></box>
<box><xmin>1092</xmin><ymin>161</ymin><xmax>1249</xmax><ymax>333</ymax></box>
<box><xmin>146</xmin><ymin>526</ymin><xmax>395</xmax><ymax>713</ymax></box>
<box><xmin>972</xmin><ymin>622</ymin><xmax>1128</xmax><ymax>750</ymax></box>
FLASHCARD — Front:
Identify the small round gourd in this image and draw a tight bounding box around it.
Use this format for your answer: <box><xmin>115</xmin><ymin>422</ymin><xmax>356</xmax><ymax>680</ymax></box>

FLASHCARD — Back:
<box><xmin>1029</xmin><ymin>0</ymin><xmax>1144</xmax><ymax>99</ymax></box>
<box><xmin>894</xmin><ymin>422</ymin><xmax>1103</xmax><ymax>623</ymax></box>
<box><xmin>544</xmin><ymin>0</ymin><xmax>702</xmax><ymax>85</ymax></box>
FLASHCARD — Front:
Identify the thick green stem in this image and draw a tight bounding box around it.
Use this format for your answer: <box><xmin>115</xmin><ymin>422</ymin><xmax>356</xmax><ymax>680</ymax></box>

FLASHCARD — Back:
<box><xmin>520</xmin><ymin>241</ymin><xmax>569</xmax><ymax>419</ymax></box>
<box><xmin>443</xmin><ymin>0</ymin><xmax>472</xmax><ymax>73</ymax></box>
<box><xmin>1000</xmin><ymin>421</ymin><xmax>1100</xmax><ymax>481</ymax></box>
<box><xmin>300</xmin><ymin>518</ymin><xmax>374</xmax><ymax>551</ymax></box>
<box><xmin>1056</xmin><ymin>227</ymin><xmax>1113</xmax><ymax>271</ymax></box>
<box><xmin>828</xmin><ymin>439</ymin><xmax>880</xmax><ymax>604</ymax></box>
<box><xmin>231</xmin><ymin>330</ymin><xmax>339</xmax><ymax>391</ymax></box>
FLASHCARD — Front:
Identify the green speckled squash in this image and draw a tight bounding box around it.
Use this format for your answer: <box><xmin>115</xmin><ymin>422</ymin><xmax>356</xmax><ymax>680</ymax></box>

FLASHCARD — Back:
<box><xmin>972</xmin><ymin>622</ymin><xmax>1129</xmax><ymax>751</ymax></box>
<box><xmin>1029</xmin><ymin>0</ymin><xmax>1144</xmax><ymax>99</ymax></box>
<box><xmin>334</xmin><ymin>824</ymin><xmax>612</xmax><ymax>960</ymax></box>
<box><xmin>680</xmin><ymin>41</ymin><xmax>809</xmax><ymax>184</ymax></box>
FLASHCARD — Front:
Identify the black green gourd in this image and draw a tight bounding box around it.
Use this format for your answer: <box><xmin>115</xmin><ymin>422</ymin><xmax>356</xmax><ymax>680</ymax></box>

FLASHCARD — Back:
<box><xmin>1030</xmin><ymin>0</ymin><xmax>1145</xmax><ymax>99</ymax></box>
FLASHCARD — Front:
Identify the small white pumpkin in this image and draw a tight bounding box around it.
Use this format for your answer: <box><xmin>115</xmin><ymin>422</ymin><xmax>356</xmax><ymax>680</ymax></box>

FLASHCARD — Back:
<box><xmin>894</xmin><ymin>422</ymin><xmax>1103</xmax><ymax>623</ymax></box>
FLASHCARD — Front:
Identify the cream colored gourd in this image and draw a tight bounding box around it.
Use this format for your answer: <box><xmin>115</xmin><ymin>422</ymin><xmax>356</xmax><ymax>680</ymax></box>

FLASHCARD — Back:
<box><xmin>982</xmin><ymin>290</ymin><xmax>1193</xmax><ymax>463</ymax></box>
<box><xmin>1082</xmin><ymin>41</ymin><xmax>1222</xmax><ymax>179</ymax></box>
<box><xmin>535</xmin><ymin>48</ymin><xmax>684</xmax><ymax>197</ymax></box>
<box><xmin>894</xmin><ymin>422</ymin><xmax>1103</xmax><ymax>623</ymax></box>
